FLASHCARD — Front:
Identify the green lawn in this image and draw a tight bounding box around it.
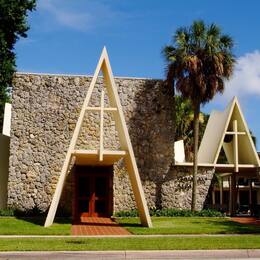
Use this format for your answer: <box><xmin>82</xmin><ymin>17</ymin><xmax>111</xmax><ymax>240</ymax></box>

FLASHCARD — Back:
<box><xmin>1</xmin><ymin>236</ymin><xmax>260</xmax><ymax>251</ymax></box>
<box><xmin>0</xmin><ymin>216</ymin><xmax>260</xmax><ymax>236</ymax></box>
<box><xmin>0</xmin><ymin>217</ymin><xmax>71</xmax><ymax>235</ymax></box>
<box><xmin>0</xmin><ymin>217</ymin><xmax>260</xmax><ymax>251</ymax></box>
<box><xmin>117</xmin><ymin>217</ymin><xmax>260</xmax><ymax>234</ymax></box>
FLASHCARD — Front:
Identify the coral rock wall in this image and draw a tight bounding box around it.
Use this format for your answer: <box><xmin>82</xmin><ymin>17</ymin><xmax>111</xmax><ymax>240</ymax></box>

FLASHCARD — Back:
<box><xmin>8</xmin><ymin>73</ymin><xmax>214</xmax><ymax>213</ymax></box>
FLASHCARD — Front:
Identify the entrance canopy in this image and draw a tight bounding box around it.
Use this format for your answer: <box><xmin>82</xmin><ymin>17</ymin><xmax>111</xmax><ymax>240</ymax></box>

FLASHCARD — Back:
<box><xmin>73</xmin><ymin>149</ymin><xmax>126</xmax><ymax>166</ymax></box>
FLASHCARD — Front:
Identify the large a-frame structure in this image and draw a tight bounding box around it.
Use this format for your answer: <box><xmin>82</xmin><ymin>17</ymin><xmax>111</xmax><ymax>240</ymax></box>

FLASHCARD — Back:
<box><xmin>44</xmin><ymin>48</ymin><xmax>152</xmax><ymax>227</ymax></box>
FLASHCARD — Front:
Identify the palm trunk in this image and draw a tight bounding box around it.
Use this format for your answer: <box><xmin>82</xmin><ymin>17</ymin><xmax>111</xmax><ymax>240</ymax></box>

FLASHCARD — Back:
<box><xmin>171</xmin><ymin>89</ymin><xmax>176</xmax><ymax>164</ymax></box>
<box><xmin>191</xmin><ymin>101</ymin><xmax>200</xmax><ymax>212</ymax></box>
<box><xmin>165</xmin><ymin>70</ymin><xmax>176</xmax><ymax>164</ymax></box>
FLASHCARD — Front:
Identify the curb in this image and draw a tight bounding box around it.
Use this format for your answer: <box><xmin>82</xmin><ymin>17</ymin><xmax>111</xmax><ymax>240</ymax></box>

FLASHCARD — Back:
<box><xmin>0</xmin><ymin>249</ymin><xmax>260</xmax><ymax>259</ymax></box>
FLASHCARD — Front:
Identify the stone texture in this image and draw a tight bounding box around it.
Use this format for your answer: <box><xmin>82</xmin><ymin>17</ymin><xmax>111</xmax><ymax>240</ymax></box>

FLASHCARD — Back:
<box><xmin>161</xmin><ymin>166</ymin><xmax>214</xmax><ymax>210</ymax></box>
<box><xmin>8</xmin><ymin>73</ymin><xmax>214</xmax><ymax>213</ymax></box>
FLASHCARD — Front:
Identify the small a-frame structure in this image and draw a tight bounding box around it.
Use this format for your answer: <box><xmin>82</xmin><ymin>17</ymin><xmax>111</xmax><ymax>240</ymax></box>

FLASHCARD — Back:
<box><xmin>198</xmin><ymin>96</ymin><xmax>260</xmax><ymax>170</ymax></box>
<box><xmin>44</xmin><ymin>47</ymin><xmax>152</xmax><ymax>227</ymax></box>
<box><xmin>199</xmin><ymin>97</ymin><xmax>260</xmax><ymax>215</ymax></box>
<box><xmin>175</xmin><ymin>97</ymin><xmax>260</xmax><ymax>215</ymax></box>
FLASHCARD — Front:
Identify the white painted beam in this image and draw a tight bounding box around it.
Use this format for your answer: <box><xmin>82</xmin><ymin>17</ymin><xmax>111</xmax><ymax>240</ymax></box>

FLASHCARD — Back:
<box><xmin>2</xmin><ymin>103</ymin><xmax>11</xmax><ymax>137</ymax></box>
<box><xmin>85</xmin><ymin>107</ymin><xmax>117</xmax><ymax>112</ymax></box>
<box><xmin>99</xmin><ymin>90</ymin><xmax>105</xmax><ymax>161</ymax></box>
<box><xmin>226</xmin><ymin>131</ymin><xmax>246</xmax><ymax>135</ymax></box>
<box><xmin>233</xmin><ymin>120</ymin><xmax>239</xmax><ymax>173</ymax></box>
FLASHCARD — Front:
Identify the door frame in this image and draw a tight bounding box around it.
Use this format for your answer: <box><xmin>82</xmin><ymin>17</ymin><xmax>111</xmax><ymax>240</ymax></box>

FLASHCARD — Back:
<box><xmin>72</xmin><ymin>165</ymin><xmax>113</xmax><ymax>222</ymax></box>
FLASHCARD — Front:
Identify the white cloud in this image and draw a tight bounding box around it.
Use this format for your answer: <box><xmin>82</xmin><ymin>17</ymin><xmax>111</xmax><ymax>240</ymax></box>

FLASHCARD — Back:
<box><xmin>36</xmin><ymin>0</ymin><xmax>124</xmax><ymax>32</ymax></box>
<box><xmin>37</xmin><ymin>0</ymin><xmax>93</xmax><ymax>31</ymax></box>
<box><xmin>222</xmin><ymin>50</ymin><xmax>260</xmax><ymax>100</ymax></box>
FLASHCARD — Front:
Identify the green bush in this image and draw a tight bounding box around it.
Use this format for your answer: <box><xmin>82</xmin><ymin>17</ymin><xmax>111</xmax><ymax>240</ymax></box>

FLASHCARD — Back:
<box><xmin>0</xmin><ymin>207</ymin><xmax>46</xmax><ymax>217</ymax></box>
<box><xmin>0</xmin><ymin>206</ymin><xmax>72</xmax><ymax>218</ymax></box>
<box><xmin>14</xmin><ymin>207</ymin><xmax>46</xmax><ymax>217</ymax></box>
<box><xmin>0</xmin><ymin>208</ymin><xmax>15</xmax><ymax>216</ymax></box>
<box><xmin>114</xmin><ymin>208</ymin><xmax>224</xmax><ymax>218</ymax></box>
<box><xmin>115</xmin><ymin>209</ymin><xmax>139</xmax><ymax>217</ymax></box>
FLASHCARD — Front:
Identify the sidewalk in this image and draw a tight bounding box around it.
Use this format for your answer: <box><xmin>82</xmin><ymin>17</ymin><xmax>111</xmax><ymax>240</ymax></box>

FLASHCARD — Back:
<box><xmin>0</xmin><ymin>249</ymin><xmax>260</xmax><ymax>259</ymax></box>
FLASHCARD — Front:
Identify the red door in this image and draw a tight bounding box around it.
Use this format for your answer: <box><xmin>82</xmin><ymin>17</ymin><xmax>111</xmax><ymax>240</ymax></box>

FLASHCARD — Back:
<box><xmin>74</xmin><ymin>166</ymin><xmax>113</xmax><ymax>220</ymax></box>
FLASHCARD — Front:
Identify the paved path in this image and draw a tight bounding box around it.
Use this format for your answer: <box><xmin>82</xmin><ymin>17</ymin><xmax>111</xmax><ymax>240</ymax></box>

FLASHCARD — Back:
<box><xmin>71</xmin><ymin>217</ymin><xmax>130</xmax><ymax>236</ymax></box>
<box><xmin>231</xmin><ymin>217</ymin><xmax>260</xmax><ymax>226</ymax></box>
<box><xmin>0</xmin><ymin>250</ymin><xmax>260</xmax><ymax>259</ymax></box>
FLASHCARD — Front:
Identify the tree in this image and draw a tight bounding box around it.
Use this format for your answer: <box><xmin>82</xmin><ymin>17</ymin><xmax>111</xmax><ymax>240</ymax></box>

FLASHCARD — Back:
<box><xmin>163</xmin><ymin>20</ymin><xmax>235</xmax><ymax>211</ymax></box>
<box><xmin>0</xmin><ymin>0</ymin><xmax>36</xmax><ymax>130</ymax></box>
<box><xmin>175</xmin><ymin>96</ymin><xmax>209</xmax><ymax>161</ymax></box>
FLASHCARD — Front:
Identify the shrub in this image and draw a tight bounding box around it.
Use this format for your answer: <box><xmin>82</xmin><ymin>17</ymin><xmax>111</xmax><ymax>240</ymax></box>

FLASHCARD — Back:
<box><xmin>114</xmin><ymin>208</ymin><xmax>224</xmax><ymax>218</ymax></box>
<box><xmin>0</xmin><ymin>206</ymin><xmax>72</xmax><ymax>218</ymax></box>
<box><xmin>14</xmin><ymin>207</ymin><xmax>46</xmax><ymax>217</ymax></box>
<box><xmin>0</xmin><ymin>207</ymin><xmax>46</xmax><ymax>217</ymax></box>
<box><xmin>115</xmin><ymin>209</ymin><xmax>139</xmax><ymax>217</ymax></box>
<box><xmin>0</xmin><ymin>208</ymin><xmax>15</xmax><ymax>216</ymax></box>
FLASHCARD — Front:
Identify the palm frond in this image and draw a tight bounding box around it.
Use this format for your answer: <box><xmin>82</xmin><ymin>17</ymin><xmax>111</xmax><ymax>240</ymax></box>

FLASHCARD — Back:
<box><xmin>220</xmin><ymin>34</ymin><xmax>234</xmax><ymax>49</ymax></box>
<box><xmin>174</xmin><ymin>27</ymin><xmax>189</xmax><ymax>49</ymax></box>
<box><xmin>191</xmin><ymin>20</ymin><xmax>206</xmax><ymax>46</ymax></box>
<box><xmin>162</xmin><ymin>45</ymin><xmax>175</xmax><ymax>61</ymax></box>
<box><xmin>207</xmin><ymin>23</ymin><xmax>221</xmax><ymax>38</ymax></box>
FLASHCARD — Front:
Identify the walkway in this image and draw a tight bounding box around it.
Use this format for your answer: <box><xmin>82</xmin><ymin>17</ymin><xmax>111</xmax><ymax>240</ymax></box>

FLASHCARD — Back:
<box><xmin>231</xmin><ymin>217</ymin><xmax>260</xmax><ymax>225</ymax></box>
<box><xmin>71</xmin><ymin>217</ymin><xmax>131</xmax><ymax>236</ymax></box>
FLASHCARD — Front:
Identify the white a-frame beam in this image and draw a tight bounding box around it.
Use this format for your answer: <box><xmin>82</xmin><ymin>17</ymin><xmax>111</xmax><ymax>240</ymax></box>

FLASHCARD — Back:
<box><xmin>44</xmin><ymin>47</ymin><xmax>152</xmax><ymax>228</ymax></box>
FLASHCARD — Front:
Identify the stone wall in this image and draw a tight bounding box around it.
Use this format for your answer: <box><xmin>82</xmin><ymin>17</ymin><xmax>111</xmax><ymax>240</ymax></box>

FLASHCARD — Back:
<box><xmin>8</xmin><ymin>73</ymin><xmax>214</xmax><ymax>213</ymax></box>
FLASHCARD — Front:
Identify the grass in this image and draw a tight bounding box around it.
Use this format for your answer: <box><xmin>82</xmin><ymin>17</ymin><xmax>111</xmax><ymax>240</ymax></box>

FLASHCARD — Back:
<box><xmin>1</xmin><ymin>216</ymin><xmax>260</xmax><ymax>236</ymax></box>
<box><xmin>0</xmin><ymin>217</ymin><xmax>71</xmax><ymax>235</ymax></box>
<box><xmin>117</xmin><ymin>217</ymin><xmax>260</xmax><ymax>234</ymax></box>
<box><xmin>0</xmin><ymin>216</ymin><xmax>260</xmax><ymax>251</ymax></box>
<box><xmin>0</xmin><ymin>236</ymin><xmax>260</xmax><ymax>251</ymax></box>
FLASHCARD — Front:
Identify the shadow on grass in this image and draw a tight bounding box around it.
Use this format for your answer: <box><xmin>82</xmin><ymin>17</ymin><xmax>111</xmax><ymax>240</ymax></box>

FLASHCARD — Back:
<box><xmin>65</xmin><ymin>240</ymin><xmax>86</xmax><ymax>245</ymax></box>
<box><xmin>15</xmin><ymin>216</ymin><xmax>71</xmax><ymax>226</ymax></box>
<box><xmin>117</xmin><ymin>217</ymin><xmax>260</xmax><ymax>234</ymax></box>
<box><xmin>118</xmin><ymin>222</ymin><xmax>142</xmax><ymax>228</ymax></box>
<box><xmin>191</xmin><ymin>219</ymin><xmax>260</xmax><ymax>234</ymax></box>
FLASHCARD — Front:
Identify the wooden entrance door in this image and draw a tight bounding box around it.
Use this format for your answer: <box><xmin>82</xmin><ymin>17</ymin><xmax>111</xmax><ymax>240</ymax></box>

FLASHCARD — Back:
<box><xmin>74</xmin><ymin>166</ymin><xmax>113</xmax><ymax>220</ymax></box>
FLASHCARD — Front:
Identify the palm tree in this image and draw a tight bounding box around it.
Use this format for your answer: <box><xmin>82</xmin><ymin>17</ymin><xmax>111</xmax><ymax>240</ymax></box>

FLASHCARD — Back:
<box><xmin>175</xmin><ymin>96</ymin><xmax>209</xmax><ymax>161</ymax></box>
<box><xmin>163</xmin><ymin>20</ymin><xmax>235</xmax><ymax>211</ymax></box>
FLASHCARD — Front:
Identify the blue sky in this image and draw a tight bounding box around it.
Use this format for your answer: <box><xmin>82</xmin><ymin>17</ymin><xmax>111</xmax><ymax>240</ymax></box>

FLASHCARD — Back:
<box><xmin>15</xmin><ymin>0</ymin><xmax>260</xmax><ymax>149</ymax></box>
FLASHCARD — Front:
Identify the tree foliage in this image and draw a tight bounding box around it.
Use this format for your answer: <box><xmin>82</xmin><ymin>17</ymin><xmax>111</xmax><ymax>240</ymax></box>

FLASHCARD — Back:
<box><xmin>163</xmin><ymin>20</ymin><xmax>235</xmax><ymax>211</ymax></box>
<box><xmin>0</xmin><ymin>0</ymin><xmax>36</xmax><ymax>130</ymax></box>
<box><xmin>175</xmin><ymin>96</ymin><xmax>209</xmax><ymax>161</ymax></box>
